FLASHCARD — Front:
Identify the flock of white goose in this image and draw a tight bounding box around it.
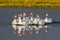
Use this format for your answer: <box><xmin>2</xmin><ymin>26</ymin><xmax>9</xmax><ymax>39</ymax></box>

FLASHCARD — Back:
<box><xmin>12</xmin><ymin>13</ymin><xmax>52</xmax><ymax>37</ymax></box>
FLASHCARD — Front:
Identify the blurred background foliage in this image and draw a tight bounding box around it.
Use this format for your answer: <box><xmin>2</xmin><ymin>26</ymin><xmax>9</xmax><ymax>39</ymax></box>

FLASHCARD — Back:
<box><xmin>0</xmin><ymin>0</ymin><xmax>60</xmax><ymax>8</ymax></box>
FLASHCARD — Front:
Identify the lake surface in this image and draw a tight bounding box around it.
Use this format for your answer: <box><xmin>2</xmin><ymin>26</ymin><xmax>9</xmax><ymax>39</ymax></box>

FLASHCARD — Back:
<box><xmin>0</xmin><ymin>7</ymin><xmax>60</xmax><ymax>40</ymax></box>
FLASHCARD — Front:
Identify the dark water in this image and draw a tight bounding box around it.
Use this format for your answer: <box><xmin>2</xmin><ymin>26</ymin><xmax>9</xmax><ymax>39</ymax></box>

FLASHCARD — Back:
<box><xmin>0</xmin><ymin>7</ymin><xmax>60</xmax><ymax>40</ymax></box>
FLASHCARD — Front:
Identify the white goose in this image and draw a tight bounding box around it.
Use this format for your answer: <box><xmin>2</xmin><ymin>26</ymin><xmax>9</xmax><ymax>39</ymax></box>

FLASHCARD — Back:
<box><xmin>22</xmin><ymin>13</ymin><xmax>27</xmax><ymax>35</ymax></box>
<box><xmin>33</xmin><ymin>15</ymin><xmax>40</xmax><ymax>34</ymax></box>
<box><xmin>12</xmin><ymin>15</ymin><xmax>18</xmax><ymax>33</ymax></box>
<box><xmin>28</xmin><ymin>13</ymin><xmax>34</xmax><ymax>34</ymax></box>
<box><xmin>17</xmin><ymin>14</ymin><xmax>23</xmax><ymax>36</ymax></box>
<box><xmin>44</xmin><ymin>13</ymin><xmax>52</xmax><ymax>24</ymax></box>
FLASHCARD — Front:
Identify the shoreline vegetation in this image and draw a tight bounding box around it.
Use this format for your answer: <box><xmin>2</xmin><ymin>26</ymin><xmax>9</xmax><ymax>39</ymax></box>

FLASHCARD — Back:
<box><xmin>0</xmin><ymin>0</ymin><xmax>60</xmax><ymax>8</ymax></box>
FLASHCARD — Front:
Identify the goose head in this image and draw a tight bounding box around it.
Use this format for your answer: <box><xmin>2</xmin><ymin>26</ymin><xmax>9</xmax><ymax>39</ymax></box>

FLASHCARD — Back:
<box><xmin>30</xmin><ymin>13</ymin><xmax>33</xmax><ymax>17</ymax></box>
<box><xmin>45</xmin><ymin>13</ymin><xmax>48</xmax><ymax>18</ymax></box>
<box><xmin>23</xmin><ymin>13</ymin><xmax>26</xmax><ymax>18</ymax></box>
<box><xmin>18</xmin><ymin>14</ymin><xmax>22</xmax><ymax>18</ymax></box>
<box><xmin>14</xmin><ymin>15</ymin><xmax>17</xmax><ymax>19</ymax></box>
<box><xmin>36</xmin><ymin>15</ymin><xmax>39</xmax><ymax>18</ymax></box>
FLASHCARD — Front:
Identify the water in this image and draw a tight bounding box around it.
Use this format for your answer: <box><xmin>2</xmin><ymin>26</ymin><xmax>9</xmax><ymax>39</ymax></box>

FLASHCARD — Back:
<box><xmin>0</xmin><ymin>7</ymin><xmax>60</xmax><ymax>40</ymax></box>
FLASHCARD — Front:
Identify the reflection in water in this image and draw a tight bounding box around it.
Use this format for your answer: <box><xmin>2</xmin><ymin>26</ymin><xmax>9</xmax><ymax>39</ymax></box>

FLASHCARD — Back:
<box><xmin>12</xmin><ymin>24</ymin><xmax>52</xmax><ymax>37</ymax></box>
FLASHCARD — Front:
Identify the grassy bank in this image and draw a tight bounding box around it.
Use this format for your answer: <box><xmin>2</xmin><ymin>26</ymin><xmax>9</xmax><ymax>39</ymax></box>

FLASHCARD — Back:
<box><xmin>0</xmin><ymin>0</ymin><xmax>60</xmax><ymax>8</ymax></box>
